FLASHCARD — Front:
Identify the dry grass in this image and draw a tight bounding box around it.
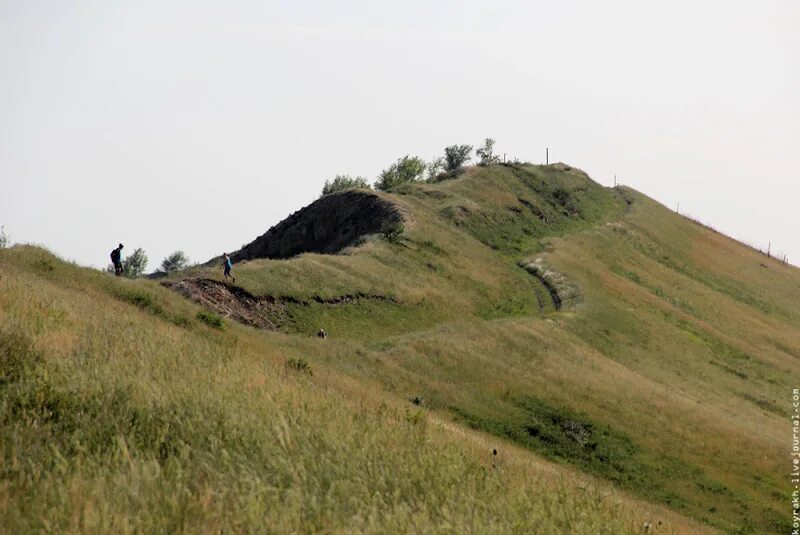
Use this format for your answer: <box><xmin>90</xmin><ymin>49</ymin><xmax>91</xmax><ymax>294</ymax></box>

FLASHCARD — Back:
<box><xmin>3</xmin><ymin>163</ymin><xmax>792</xmax><ymax>532</ymax></box>
<box><xmin>0</xmin><ymin>245</ymin><xmax>715</xmax><ymax>534</ymax></box>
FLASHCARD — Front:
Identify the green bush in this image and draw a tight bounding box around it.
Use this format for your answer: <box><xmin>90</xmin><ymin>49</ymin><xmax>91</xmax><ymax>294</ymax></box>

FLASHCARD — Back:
<box><xmin>123</xmin><ymin>248</ymin><xmax>148</xmax><ymax>279</ymax></box>
<box><xmin>285</xmin><ymin>356</ymin><xmax>313</xmax><ymax>375</ymax></box>
<box><xmin>476</xmin><ymin>138</ymin><xmax>500</xmax><ymax>166</ymax></box>
<box><xmin>321</xmin><ymin>175</ymin><xmax>371</xmax><ymax>197</ymax></box>
<box><xmin>159</xmin><ymin>251</ymin><xmax>189</xmax><ymax>273</ymax></box>
<box><xmin>380</xmin><ymin>221</ymin><xmax>405</xmax><ymax>243</ymax></box>
<box><xmin>375</xmin><ymin>155</ymin><xmax>426</xmax><ymax>191</ymax></box>
<box><xmin>197</xmin><ymin>310</ymin><xmax>225</xmax><ymax>329</ymax></box>
<box><xmin>426</xmin><ymin>157</ymin><xmax>445</xmax><ymax>182</ymax></box>
<box><xmin>118</xmin><ymin>289</ymin><xmax>164</xmax><ymax>316</ymax></box>
<box><xmin>443</xmin><ymin>144</ymin><xmax>473</xmax><ymax>172</ymax></box>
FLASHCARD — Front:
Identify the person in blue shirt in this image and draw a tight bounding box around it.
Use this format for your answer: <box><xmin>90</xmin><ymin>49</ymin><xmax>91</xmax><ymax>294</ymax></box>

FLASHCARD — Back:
<box><xmin>222</xmin><ymin>253</ymin><xmax>235</xmax><ymax>283</ymax></box>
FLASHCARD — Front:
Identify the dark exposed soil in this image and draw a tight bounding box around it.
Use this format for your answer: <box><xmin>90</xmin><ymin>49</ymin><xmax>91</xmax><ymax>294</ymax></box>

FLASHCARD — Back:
<box><xmin>163</xmin><ymin>279</ymin><xmax>289</xmax><ymax>329</ymax></box>
<box><xmin>162</xmin><ymin>278</ymin><xmax>394</xmax><ymax>331</ymax></box>
<box><xmin>227</xmin><ymin>190</ymin><xmax>403</xmax><ymax>262</ymax></box>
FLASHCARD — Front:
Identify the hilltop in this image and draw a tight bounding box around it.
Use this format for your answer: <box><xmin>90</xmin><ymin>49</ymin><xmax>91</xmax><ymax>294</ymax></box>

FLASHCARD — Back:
<box><xmin>2</xmin><ymin>162</ymin><xmax>796</xmax><ymax>533</ymax></box>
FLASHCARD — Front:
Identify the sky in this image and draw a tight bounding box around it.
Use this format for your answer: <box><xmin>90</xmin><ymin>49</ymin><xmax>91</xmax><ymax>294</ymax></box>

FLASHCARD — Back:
<box><xmin>1</xmin><ymin>1</ymin><xmax>798</xmax><ymax>269</ymax></box>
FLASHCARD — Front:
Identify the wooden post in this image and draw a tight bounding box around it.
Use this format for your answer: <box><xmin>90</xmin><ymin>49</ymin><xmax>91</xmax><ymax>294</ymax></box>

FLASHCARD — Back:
<box><xmin>546</xmin><ymin>148</ymin><xmax>549</xmax><ymax>165</ymax></box>
<box><xmin>767</xmin><ymin>242</ymin><xmax>771</xmax><ymax>258</ymax></box>
<box><xmin>614</xmin><ymin>174</ymin><xmax>617</xmax><ymax>186</ymax></box>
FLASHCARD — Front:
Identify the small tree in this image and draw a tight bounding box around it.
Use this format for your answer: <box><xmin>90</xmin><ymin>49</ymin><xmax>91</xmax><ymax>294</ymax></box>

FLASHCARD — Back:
<box><xmin>426</xmin><ymin>157</ymin><xmax>445</xmax><ymax>182</ymax></box>
<box><xmin>476</xmin><ymin>138</ymin><xmax>500</xmax><ymax>166</ymax></box>
<box><xmin>375</xmin><ymin>155</ymin><xmax>427</xmax><ymax>191</ymax></box>
<box><xmin>321</xmin><ymin>175</ymin><xmax>371</xmax><ymax>197</ymax></box>
<box><xmin>380</xmin><ymin>221</ymin><xmax>405</xmax><ymax>243</ymax></box>
<box><xmin>123</xmin><ymin>248</ymin><xmax>148</xmax><ymax>279</ymax></box>
<box><xmin>0</xmin><ymin>225</ymin><xmax>8</xmax><ymax>249</ymax></box>
<box><xmin>443</xmin><ymin>144</ymin><xmax>473</xmax><ymax>172</ymax></box>
<box><xmin>160</xmin><ymin>250</ymin><xmax>189</xmax><ymax>273</ymax></box>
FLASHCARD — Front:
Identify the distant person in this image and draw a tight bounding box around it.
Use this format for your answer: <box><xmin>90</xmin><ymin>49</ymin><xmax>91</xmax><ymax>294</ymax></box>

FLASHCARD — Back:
<box><xmin>110</xmin><ymin>243</ymin><xmax>124</xmax><ymax>276</ymax></box>
<box><xmin>222</xmin><ymin>253</ymin><xmax>235</xmax><ymax>283</ymax></box>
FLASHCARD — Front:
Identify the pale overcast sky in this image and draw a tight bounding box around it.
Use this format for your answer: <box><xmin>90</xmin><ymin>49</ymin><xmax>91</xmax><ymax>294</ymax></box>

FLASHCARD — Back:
<box><xmin>1</xmin><ymin>1</ymin><xmax>798</xmax><ymax>268</ymax></box>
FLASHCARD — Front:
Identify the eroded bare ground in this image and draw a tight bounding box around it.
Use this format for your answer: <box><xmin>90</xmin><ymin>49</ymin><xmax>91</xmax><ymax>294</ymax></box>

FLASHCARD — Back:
<box><xmin>519</xmin><ymin>257</ymin><xmax>581</xmax><ymax>310</ymax></box>
<box><xmin>228</xmin><ymin>190</ymin><xmax>404</xmax><ymax>262</ymax></box>
<box><xmin>162</xmin><ymin>278</ymin><xmax>394</xmax><ymax>330</ymax></box>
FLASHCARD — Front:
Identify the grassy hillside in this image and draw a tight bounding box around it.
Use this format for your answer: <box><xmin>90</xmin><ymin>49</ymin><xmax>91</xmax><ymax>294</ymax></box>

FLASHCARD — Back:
<box><xmin>2</xmin><ymin>162</ymin><xmax>795</xmax><ymax>532</ymax></box>
<box><xmin>0</xmin><ymin>246</ymin><xmax>711</xmax><ymax>534</ymax></box>
<box><xmin>174</xmin><ymin>163</ymin><xmax>795</xmax><ymax>532</ymax></box>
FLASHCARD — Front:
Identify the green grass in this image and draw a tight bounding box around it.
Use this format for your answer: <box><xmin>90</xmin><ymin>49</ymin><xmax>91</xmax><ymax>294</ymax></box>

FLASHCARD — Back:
<box><xmin>450</xmin><ymin>396</ymin><xmax>754</xmax><ymax>522</ymax></box>
<box><xmin>166</xmin><ymin>165</ymin><xmax>794</xmax><ymax>533</ymax></box>
<box><xmin>196</xmin><ymin>310</ymin><xmax>225</xmax><ymax>329</ymax></box>
<box><xmin>0</xmin><ymin>245</ymin><xmax>708</xmax><ymax>534</ymax></box>
<box><xmin>4</xmin><ymin>160</ymin><xmax>793</xmax><ymax>532</ymax></box>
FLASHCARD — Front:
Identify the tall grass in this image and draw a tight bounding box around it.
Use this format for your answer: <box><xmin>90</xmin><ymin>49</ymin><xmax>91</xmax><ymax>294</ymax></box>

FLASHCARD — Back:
<box><xmin>0</xmin><ymin>246</ymin><xmax>709</xmax><ymax>533</ymax></box>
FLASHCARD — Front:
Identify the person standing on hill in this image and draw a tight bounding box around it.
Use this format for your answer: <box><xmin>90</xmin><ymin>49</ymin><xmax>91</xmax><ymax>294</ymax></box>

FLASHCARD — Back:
<box><xmin>222</xmin><ymin>253</ymin><xmax>235</xmax><ymax>283</ymax></box>
<box><xmin>110</xmin><ymin>243</ymin><xmax>124</xmax><ymax>276</ymax></box>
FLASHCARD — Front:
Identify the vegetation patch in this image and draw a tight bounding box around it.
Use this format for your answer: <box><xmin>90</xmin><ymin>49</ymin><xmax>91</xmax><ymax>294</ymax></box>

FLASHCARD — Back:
<box><xmin>118</xmin><ymin>288</ymin><xmax>164</xmax><ymax>315</ymax></box>
<box><xmin>442</xmin><ymin>165</ymin><xmax>626</xmax><ymax>256</ymax></box>
<box><xmin>197</xmin><ymin>310</ymin><xmax>225</xmax><ymax>330</ymax></box>
<box><xmin>380</xmin><ymin>221</ymin><xmax>405</xmax><ymax>243</ymax></box>
<box><xmin>450</xmin><ymin>396</ymin><xmax>759</xmax><ymax>531</ymax></box>
<box><xmin>285</xmin><ymin>356</ymin><xmax>313</xmax><ymax>375</ymax></box>
<box><xmin>113</xmin><ymin>286</ymin><xmax>190</xmax><ymax>328</ymax></box>
<box><xmin>281</xmin><ymin>297</ymin><xmax>437</xmax><ymax>341</ymax></box>
<box><xmin>611</xmin><ymin>265</ymin><xmax>697</xmax><ymax>315</ymax></box>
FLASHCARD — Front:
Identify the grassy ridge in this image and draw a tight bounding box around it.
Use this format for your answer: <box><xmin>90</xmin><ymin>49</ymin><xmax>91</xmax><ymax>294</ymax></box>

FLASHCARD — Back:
<box><xmin>2</xmin><ymin>161</ymin><xmax>793</xmax><ymax>532</ymax></box>
<box><xmin>170</xmin><ymin>164</ymin><xmax>795</xmax><ymax>532</ymax></box>
<box><xmin>0</xmin><ymin>246</ymin><xmax>711</xmax><ymax>533</ymax></box>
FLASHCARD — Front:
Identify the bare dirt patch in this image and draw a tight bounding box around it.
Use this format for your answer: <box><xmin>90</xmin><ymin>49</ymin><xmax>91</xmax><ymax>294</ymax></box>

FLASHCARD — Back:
<box><xmin>163</xmin><ymin>278</ymin><xmax>394</xmax><ymax>331</ymax></box>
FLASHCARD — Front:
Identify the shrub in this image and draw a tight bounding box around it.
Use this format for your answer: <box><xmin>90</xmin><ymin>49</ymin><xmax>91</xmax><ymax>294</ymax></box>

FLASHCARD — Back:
<box><xmin>197</xmin><ymin>310</ymin><xmax>225</xmax><ymax>329</ymax></box>
<box><xmin>119</xmin><ymin>289</ymin><xmax>164</xmax><ymax>316</ymax></box>
<box><xmin>426</xmin><ymin>157</ymin><xmax>445</xmax><ymax>182</ymax></box>
<box><xmin>443</xmin><ymin>144</ymin><xmax>473</xmax><ymax>172</ymax></box>
<box><xmin>123</xmin><ymin>248</ymin><xmax>148</xmax><ymax>279</ymax></box>
<box><xmin>321</xmin><ymin>175</ymin><xmax>371</xmax><ymax>197</ymax></box>
<box><xmin>380</xmin><ymin>221</ymin><xmax>405</xmax><ymax>243</ymax></box>
<box><xmin>476</xmin><ymin>138</ymin><xmax>500</xmax><ymax>166</ymax></box>
<box><xmin>404</xmin><ymin>407</ymin><xmax>427</xmax><ymax>429</ymax></box>
<box><xmin>375</xmin><ymin>155</ymin><xmax>426</xmax><ymax>191</ymax></box>
<box><xmin>285</xmin><ymin>356</ymin><xmax>313</xmax><ymax>375</ymax></box>
<box><xmin>160</xmin><ymin>251</ymin><xmax>189</xmax><ymax>274</ymax></box>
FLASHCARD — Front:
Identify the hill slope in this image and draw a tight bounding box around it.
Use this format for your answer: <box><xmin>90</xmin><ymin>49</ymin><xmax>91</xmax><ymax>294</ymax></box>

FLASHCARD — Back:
<box><xmin>176</xmin><ymin>163</ymin><xmax>796</xmax><ymax>532</ymax></box>
<box><xmin>2</xmin><ymin>162</ymin><xmax>796</xmax><ymax>532</ymax></box>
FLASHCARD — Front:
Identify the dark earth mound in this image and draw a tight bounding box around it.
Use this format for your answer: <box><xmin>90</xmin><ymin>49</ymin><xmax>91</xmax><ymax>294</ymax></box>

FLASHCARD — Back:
<box><xmin>229</xmin><ymin>190</ymin><xmax>403</xmax><ymax>262</ymax></box>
